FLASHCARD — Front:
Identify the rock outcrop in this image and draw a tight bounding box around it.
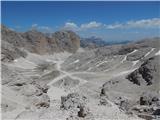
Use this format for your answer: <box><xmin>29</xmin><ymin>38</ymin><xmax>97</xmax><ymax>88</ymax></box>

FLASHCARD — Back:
<box><xmin>52</xmin><ymin>31</ymin><xmax>80</xmax><ymax>53</ymax></box>
<box><xmin>1</xmin><ymin>25</ymin><xmax>80</xmax><ymax>61</ymax></box>
<box><xmin>126</xmin><ymin>56</ymin><xmax>160</xmax><ymax>86</ymax></box>
<box><xmin>60</xmin><ymin>93</ymin><xmax>87</xmax><ymax>110</ymax></box>
<box><xmin>139</xmin><ymin>92</ymin><xmax>160</xmax><ymax>106</ymax></box>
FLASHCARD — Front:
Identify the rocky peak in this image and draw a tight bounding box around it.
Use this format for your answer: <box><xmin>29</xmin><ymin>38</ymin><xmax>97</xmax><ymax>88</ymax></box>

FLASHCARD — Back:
<box><xmin>1</xmin><ymin>25</ymin><xmax>80</xmax><ymax>61</ymax></box>
<box><xmin>52</xmin><ymin>30</ymin><xmax>80</xmax><ymax>53</ymax></box>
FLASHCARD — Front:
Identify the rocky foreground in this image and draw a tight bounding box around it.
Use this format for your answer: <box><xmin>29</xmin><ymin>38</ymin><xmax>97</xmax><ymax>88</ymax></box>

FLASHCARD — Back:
<box><xmin>1</xmin><ymin>25</ymin><xmax>160</xmax><ymax>120</ymax></box>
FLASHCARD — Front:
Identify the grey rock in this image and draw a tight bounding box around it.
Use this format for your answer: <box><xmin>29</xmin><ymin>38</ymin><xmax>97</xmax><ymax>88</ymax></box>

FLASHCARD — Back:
<box><xmin>78</xmin><ymin>105</ymin><xmax>90</xmax><ymax>118</ymax></box>
<box><xmin>61</xmin><ymin>93</ymin><xmax>87</xmax><ymax>110</ymax></box>
<box><xmin>52</xmin><ymin>30</ymin><xmax>80</xmax><ymax>53</ymax></box>
<box><xmin>1</xmin><ymin>41</ymin><xmax>27</xmax><ymax>62</ymax></box>
<box><xmin>153</xmin><ymin>109</ymin><xmax>160</xmax><ymax>115</ymax></box>
<box><xmin>99</xmin><ymin>96</ymin><xmax>109</xmax><ymax>106</ymax></box>
<box><xmin>139</xmin><ymin>92</ymin><xmax>160</xmax><ymax>106</ymax></box>
<box><xmin>126</xmin><ymin>56</ymin><xmax>160</xmax><ymax>86</ymax></box>
<box><xmin>1</xmin><ymin>25</ymin><xmax>80</xmax><ymax>62</ymax></box>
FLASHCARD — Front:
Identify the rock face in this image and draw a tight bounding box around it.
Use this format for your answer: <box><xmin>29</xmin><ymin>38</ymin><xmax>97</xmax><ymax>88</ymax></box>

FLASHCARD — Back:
<box><xmin>127</xmin><ymin>56</ymin><xmax>160</xmax><ymax>86</ymax></box>
<box><xmin>52</xmin><ymin>31</ymin><xmax>80</xmax><ymax>53</ymax></box>
<box><xmin>77</xmin><ymin>105</ymin><xmax>90</xmax><ymax>118</ymax></box>
<box><xmin>1</xmin><ymin>25</ymin><xmax>80</xmax><ymax>61</ymax></box>
<box><xmin>60</xmin><ymin>93</ymin><xmax>87</xmax><ymax>110</ymax></box>
<box><xmin>131</xmin><ymin>91</ymin><xmax>160</xmax><ymax>119</ymax></box>
<box><xmin>1</xmin><ymin>25</ymin><xmax>27</xmax><ymax>62</ymax></box>
<box><xmin>1</xmin><ymin>41</ymin><xmax>27</xmax><ymax>62</ymax></box>
<box><xmin>2</xmin><ymin>24</ymin><xmax>160</xmax><ymax>120</ymax></box>
<box><xmin>80</xmin><ymin>36</ymin><xmax>107</xmax><ymax>48</ymax></box>
<box><xmin>22</xmin><ymin>30</ymin><xmax>80</xmax><ymax>54</ymax></box>
<box><xmin>139</xmin><ymin>92</ymin><xmax>160</xmax><ymax>106</ymax></box>
<box><xmin>22</xmin><ymin>30</ymin><xmax>52</xmax><ymax>54</ymax></box>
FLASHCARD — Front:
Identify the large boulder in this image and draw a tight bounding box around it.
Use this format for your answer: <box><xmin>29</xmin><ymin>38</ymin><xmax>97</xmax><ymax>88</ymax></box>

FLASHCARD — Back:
<box><xmin>77</xmin><ymin>105</ymin><xmax>90</xmax><ymax>118</ymax></box>
<box><xmin>139</xmin><ymin>92</ymin><xmax>160</xmax><ymax>106</ymax></box>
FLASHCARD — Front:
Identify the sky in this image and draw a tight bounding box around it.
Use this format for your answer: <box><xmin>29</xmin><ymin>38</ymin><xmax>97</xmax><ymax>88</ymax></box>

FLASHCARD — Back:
<box><xmin>1</xmin><ymin>1</ymin><xmax>160</xmax><ymax>42</ymax></box>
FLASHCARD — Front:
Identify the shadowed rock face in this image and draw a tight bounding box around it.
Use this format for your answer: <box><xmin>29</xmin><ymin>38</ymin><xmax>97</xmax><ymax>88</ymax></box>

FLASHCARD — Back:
<box><xmin>139</xmin><ymin>92</ymin><xmax>160</xmax><ymax>106</ymax></box>
<box><xmin>22</xmin><ymin>30</ymin><xmax>51</xmax><ymax>54</ymax></box>
<box><xmin>52</xmin><ymin>30</ymin><xmax>80</xmax><ymax>53</ymax></box>
<box><xmin>127</xmin><ymin>56</ymin><xmax>160</xmax><ymax>86</ymax></box>
<box><xmin>1</xmin><ymin>25</ymin><xmax>27</xmax><ymax>62</ymax></box>
<box><xmin>1</xmin><ymin>25</ymin><xmax>80</xmax><ymax>61</ymax></box>
<box><xmin>1</xmin><ymin>41</ymin><xmax>27</xmax><ymax>62</ymax></box>
<box><xmin>60</xmin><ymin>93</ymin><xmax>87</xmax><ymax>110</ymax></box>
<box><xmin>22</xmin><ymin>30</ymin><xmax>80</xmax><ymax>54</ymax></box>
<box><xmin>1</xmin><ymin>25</ymin><xmax>26</xmax><ymax>47</ymax></box>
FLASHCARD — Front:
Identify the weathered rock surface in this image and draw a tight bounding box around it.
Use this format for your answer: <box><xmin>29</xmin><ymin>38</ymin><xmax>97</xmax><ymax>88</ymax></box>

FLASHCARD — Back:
<box><xmin>53</xmin><ymin>76</ymin><xmax>80</xmax><ymax>89</ymax></box>
<box><xmin>52</xmin><ymin>30</ymin><xmax>80</xmax><ymax>53</ymax></box>
<box><xmin>139</xmin><ymin>92</ymin><xmax>160</xmax><ymax>106</ymax></box>
<box><xmin>2</xmin><ymin>24</ymin><xmax>160</xmax><ymax>120</ymax></box>
<box><xmin>1</xmin><ymin>25</ymin><xmax>80</xmax><ymax>62</ymax></box>
<box><xmin>78</xmin><ymin>105</ymin><xmax>90</xmax><ymax>118</ymax></box>
<box><xmin>127</xmin><ymin>56</ymin><xmax>160</xmax><ymax>86</ymax></box>
<box><xmin>61</xmin><ymin>93</ymin><xmax>87</xmax><ymax>110</ymax></box>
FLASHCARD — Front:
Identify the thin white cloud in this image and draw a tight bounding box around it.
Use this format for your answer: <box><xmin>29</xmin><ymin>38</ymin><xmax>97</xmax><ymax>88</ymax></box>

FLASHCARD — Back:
<box><xmin>105</xmin><ymin>18</ymin><xmax>160</xmax><ymax>29</ymax></box>
<box><xmin>38</xmin><ymin>26</ymin><xmax>52</xmax><ymax>32</ymax></box>
<box><xmin>31</xmin><ymin>24</ymin><xmax>38</xmax><ymax>28</ymax></box>
<box><xmin>31</xmin><ymin>18</ymin><xmax>160</xmax><ymax>33</ymax></box>
<box><xmin>126</xmin><ymin>18</ymin><xmax>160</xmax><ymax>28</ymax></box>
<box><xmin>63</xmin><ymin>22</ymin><xmax>78</xmax><ymax>31</ymax></box>
<box><xmin>63</xmin><ymin>21</ymin><xmax>103</xmax><ymax>31</ymax></box>
<box><xmin>80</xmin><ymin>21</ymin><xmax>102</xmax><ymax>29</ymax></box>
<box><xmin>105</xmin><ymin>23</ymin><xmax>123</xmax><ymax>29</ymax></box>
<box><xmin>31</xmin><ymin>24</ymin><xmax>53</xmax><ymax>32</ymax></box>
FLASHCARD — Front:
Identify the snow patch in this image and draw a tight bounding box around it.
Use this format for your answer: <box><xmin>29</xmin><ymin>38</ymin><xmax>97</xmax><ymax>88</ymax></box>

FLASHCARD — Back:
<box><xmin>144</xmin><ymin>48</ymin><xmax>155</xmax><ymax>57</ymax></box>
<box><xmin>73</xmin><ymin>59</ymin><xmax>79</xmax><ymax>63</ymax></box>
<box><xmin>14</xmin><ymin>59</ymin><xmax>18</xmax><ymax>62</ymax></box>
<box><xmin>132</xmin><ymin>60</ymin><xmax>139</xmax><ymax>66</ymax></box>
<box><xmin>115</xmin><ymin>69</ymin><xmax>136</xmax><ymax>76</ymax></box>
<box><xmin>121</xmin><ymin>50</ymin><xmax>138</xmax><ymax>63</ymax></box>
<box><xmin>96</xmin><ymin>61</ymin><xmax>108</xmax><ymax>67</ymax></box>
<box><xmin>128</xmin><ymin>49</ymin><xmax>138</xmax><ymax>55</ymax></box>
<box><xmin>87</xmin><ymin>67</ymin><xmax>93</xmax><ymax>71</ymax></box>
<box><xmin>155</xmin><ymin>50</ymin><xmax>160</xmax><ymax>56</ymax></box>
<box><xmin>121</xmin><ymin>56</ymin><xmax>127</xmax><ymax>63</ymax></box>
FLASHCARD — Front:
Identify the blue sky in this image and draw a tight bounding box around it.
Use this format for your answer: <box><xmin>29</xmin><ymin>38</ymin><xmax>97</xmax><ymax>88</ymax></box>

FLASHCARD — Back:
<box><xmin>1</xmin><ymin>1</ymin><xmax>160</xmax><ymax>42</ymax></box>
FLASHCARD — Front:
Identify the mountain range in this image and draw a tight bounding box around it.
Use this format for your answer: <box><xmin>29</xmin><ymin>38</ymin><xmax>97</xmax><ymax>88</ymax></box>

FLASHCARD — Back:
<box><xmin>1</xmin><ymin>24</ymin><xmax>160</xmax><ymax>120</ymax></box>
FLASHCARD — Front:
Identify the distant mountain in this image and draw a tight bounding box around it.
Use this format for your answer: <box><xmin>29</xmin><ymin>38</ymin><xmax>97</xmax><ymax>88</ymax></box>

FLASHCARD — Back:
<box><xmin>80</xmin><ymin>36</ymin><xmax>108</xmax><ymax>48</ymax></box>
<box><xmin>2</xmin><ymin>24</ymin><xmax>160</xmax><ymax>120</ymax></box>
<box><xmin>80</xmin><ymin>36</ymin><xmax>133</xmax><ymax>48</ymax></box>
<box><xmin>105</xmin><ymin>40</ymin><xmax>132</xmax><ymax>45</ymax></box>
<box><xmin>1</xmin><ymin>25</ymin><xmax>80</xmax><ymax>62</ymax></box>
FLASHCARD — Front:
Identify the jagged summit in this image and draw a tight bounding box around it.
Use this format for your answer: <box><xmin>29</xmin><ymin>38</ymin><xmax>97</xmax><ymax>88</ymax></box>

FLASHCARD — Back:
<box><xmin>1</xmin><ymin>25</ymin><xmax>80</xmax><ymax>61</ymax></box>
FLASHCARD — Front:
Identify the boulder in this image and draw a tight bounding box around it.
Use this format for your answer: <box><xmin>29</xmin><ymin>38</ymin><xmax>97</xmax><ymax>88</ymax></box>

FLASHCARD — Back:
<box><xmin>60</xmin><ymin>93</ymin><xmax>87</xmax><ymax>110</ymax></box>
<box><xmin>78</xmin><ymin>105</ymin><xmax>90</xmax><ymax>118</ymax></box>
<box><xmin>139</xmin><ymin>92</ymin><xmax>160</xmax><ymax>106</ymax></box>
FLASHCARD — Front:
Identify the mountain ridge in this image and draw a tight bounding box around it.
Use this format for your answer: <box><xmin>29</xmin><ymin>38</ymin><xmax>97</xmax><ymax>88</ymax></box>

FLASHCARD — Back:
<box><xmin>1</xmin><ymin>25</ymin><xmax>80</xmax><ymax>62</ymax></box>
